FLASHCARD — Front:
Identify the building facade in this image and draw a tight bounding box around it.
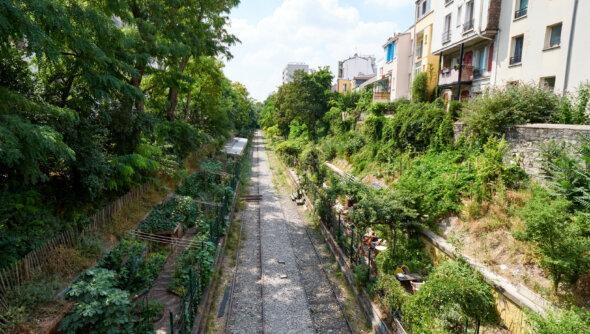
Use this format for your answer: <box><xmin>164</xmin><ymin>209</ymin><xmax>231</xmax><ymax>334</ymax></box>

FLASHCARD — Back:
<box><xmin>432</xmin><ymin>0</ymin><xmax>502</xmax><ymax>101</ymax></box>
<box><xmin>282</xmin><ymin>62</ymin><xmax>309</xmax><ymax>84</ymax></box>
<box><xmin>494</xmin><ymin>0</ymin><xmax>589</xmax><ymax>92</ymax></box>
<box><xmin>378</xmin><ymin>27</ymin><xmax>414</xmax><ymax>101</ymax></box>
<box><xmin>338</xmin><ymin>54</ymin><xmax>377</xmax><ymax>81</ymax></box>
<box><xmin>412</xmin><ymin>0</ymin><xmax>440</xmax><ymax>96</ymax></box>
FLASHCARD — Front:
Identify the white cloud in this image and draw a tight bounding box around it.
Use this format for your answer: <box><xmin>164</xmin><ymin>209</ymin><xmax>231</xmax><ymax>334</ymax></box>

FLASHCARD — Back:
<box><xmin>225</xmin><ymin>0</ymin><xmax>399</xmax><ymax>101</ymax></box>
<box><xmin>364</xmin><ymin>0</ymin><xmax>410</xmax><ymax>8</ymax></box>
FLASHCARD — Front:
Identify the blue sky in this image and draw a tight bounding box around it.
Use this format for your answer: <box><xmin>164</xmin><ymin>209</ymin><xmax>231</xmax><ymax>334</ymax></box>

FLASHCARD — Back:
<box><xmin>224</xmin><ymin>0</ymin><xmax>415</xmax><ymax>101</ymax></box>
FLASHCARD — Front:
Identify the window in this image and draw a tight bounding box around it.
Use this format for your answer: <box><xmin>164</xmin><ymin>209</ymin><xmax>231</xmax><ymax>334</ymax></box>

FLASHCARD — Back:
<box><xmin>457</xmin><ymin>6</ymin><xmax>462</xmax><ymax>27</ymax></box>
<box><xmin>414</xmin><ymin>61</ymin><xmax>422</xmax><ymax>76</ymax></box>
<box><xmin>474</xmin><ymin>46</ymin><xmax>488</xmax><ymax>78</ymax></box>
<box><xmin>511</xmin><ymin>35</ymin><xmax>524</xmax><ymax>64</ymax></box>
<box><xmin>515</xmin><ymin>0</ymin><xmax>528</xmax><ymax>19</ymax></box>
<box><xmin>386</xmin><ymin>42</ymin><xmax>395</xmax><ymax>62</ymax></box>
<box><xmin>541</xmin><ymin>76</ymin><xmax>556</xmax><ymax>90</ymax></box>
<box><xmin>443</xmin><ymin>14</ymin><xmax>452</xmax><ymax>43</ymax></box>
<box><xmin>417</xmin><ymin>40</ymin><xmax>423</xmax><ymax>58</ymax></box>
<box><xmin>464</xmin><ymin>1</ymin><xmax>474</xmax><ymax>32</ymax></box>
<box><xmin>545</xmin><ymin>23</ymin><xmax>562</xmax><ymax>48</ymax></box>
<box><xmin>417</xmin><ymin>0</ymin><xmax>430</xmax><ymax>19</ymax></box>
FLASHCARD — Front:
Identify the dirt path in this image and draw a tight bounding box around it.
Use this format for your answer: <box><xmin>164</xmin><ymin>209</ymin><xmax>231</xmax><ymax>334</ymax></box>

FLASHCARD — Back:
<box><xmin>147</xmin><ymin>228</ymin><xmax>197</xmax><ymax>334</ymax></box>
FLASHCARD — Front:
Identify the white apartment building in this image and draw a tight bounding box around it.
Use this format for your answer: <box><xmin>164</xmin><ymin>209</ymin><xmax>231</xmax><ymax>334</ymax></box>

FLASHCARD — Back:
<box><xmin>494</xmin><ymin>0</ymin><xmax>589</xmax><ymax>92</ymax></box>
<box><xmin>282</xmin><ymin>63</ymin><xmax>309</xmax><ymax>84</ymax></box>
<box><xmin>337</xmin><ymin>54</ymin><xmax>377</xmax><ymax>81</ymax></box>
<box><xmin>432</xmin><ymin>0</ymin><xmax>503</xmax><ymax>101</ymax></box>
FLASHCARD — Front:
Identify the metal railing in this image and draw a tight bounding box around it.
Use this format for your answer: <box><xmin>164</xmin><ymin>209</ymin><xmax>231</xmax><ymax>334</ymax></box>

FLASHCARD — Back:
<box><xmin>463</xmin><ymin>19</ymin><xmax>474</xmax><ymax>32</ymax></box>
<box><xmin>514</xmin><ymin>7</ymin><xmax>527</xmax><ymax>19</ymax></box>
<box><xmin>510</xmin><ymin>55</ymin><xmax>522</xmax><ymax>65</ymax></box>
<box><xmin>442</xmin><ymin>31</ymin><xmax>451</xmax><ymax>43</ymax></box>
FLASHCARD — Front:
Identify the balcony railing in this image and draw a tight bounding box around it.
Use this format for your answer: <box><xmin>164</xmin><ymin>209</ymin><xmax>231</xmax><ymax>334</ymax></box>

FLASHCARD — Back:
<box><xmin>463</xmin><ymin>19</ymin><xmax>474</xmax><ymax>32</ymax></box>
<box><xmin>442</xmin><ymin>31</ymin><xmax>451</xmax><ymax>43</ymax></box>
<box><xmin>373</xmin><ymin>92</ymin><xmax>390</xmax><ymax>102</ymax></box>
<box><xmin>514</xmin><ymin>7</ymin><xmax>527</xmax><ymax>19</ymax></box>
<box><xmin>510</xmin><ymin>55</ymin><xmax>522</xmax><ymax>65</ymax></box>
<box><xmin>438</xmin><ymin>66</ymin><xmax>474</xmax><ymax>86</ymax></box>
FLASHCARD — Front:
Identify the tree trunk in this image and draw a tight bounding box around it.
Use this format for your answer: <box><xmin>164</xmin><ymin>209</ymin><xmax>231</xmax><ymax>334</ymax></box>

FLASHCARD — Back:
<box><xmin>59</xmin><ymin>74</ymin><xmax>76</xmax><ymax>108</ymax></box>
<box><xmin>166</xmin><ymin>56</ymin><xmax>191</xmax><ymax>121</ymax></box>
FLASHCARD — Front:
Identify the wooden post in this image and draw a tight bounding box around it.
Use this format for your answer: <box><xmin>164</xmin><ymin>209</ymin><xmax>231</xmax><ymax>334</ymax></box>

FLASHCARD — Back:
<box><xmin>455</xmin><ymin>170</ymin><xmax>459</xmax><ymax>181</ymax></box>
<box><xmin>399</xmin><ymin>158</ymin><xmax>403</xmax><ymax>174</ymax></box>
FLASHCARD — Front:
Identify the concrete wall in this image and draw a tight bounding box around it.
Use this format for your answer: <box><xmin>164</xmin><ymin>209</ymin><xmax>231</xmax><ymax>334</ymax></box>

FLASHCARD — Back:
<box><xmin>454</xmin><ymin>122</ymin><xmax>590</xmax><ymax>176</ymax></box>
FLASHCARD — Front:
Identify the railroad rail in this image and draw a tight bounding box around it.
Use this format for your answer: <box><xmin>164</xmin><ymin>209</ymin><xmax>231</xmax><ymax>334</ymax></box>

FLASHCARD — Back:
<box><xmin>225</xmin><ymin>136</ymin><xmax>265</xmax><ymax>334</ymax></box>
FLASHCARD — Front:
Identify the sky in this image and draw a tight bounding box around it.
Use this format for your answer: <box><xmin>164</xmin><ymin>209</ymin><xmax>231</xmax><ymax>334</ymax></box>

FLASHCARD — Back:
<box><xmin>224</xmin><ymin>0</ymin><xmax>416</xmax><ymax>102</ymax></box>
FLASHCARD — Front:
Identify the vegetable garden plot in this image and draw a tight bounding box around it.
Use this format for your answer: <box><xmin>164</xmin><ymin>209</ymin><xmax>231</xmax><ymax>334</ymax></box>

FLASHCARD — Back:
<box><xmin>55</xmin><ymin>153</ymin><xmax>244</xmax><ymax>334</ymax></box>
<box><xmin>58</xmin><ymin>237</ymin><xmax>170</xmax><ymax>334</ymax></box>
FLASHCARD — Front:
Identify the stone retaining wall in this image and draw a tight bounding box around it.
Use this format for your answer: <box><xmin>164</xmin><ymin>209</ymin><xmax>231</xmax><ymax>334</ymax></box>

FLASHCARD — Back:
<box><xmin>453</xmin><ymin>123</ymin><xmax>590</xmax><ymax>176</ymax></box>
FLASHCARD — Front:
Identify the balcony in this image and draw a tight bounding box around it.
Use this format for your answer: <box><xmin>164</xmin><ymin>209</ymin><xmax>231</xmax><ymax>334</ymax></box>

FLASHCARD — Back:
<box><xmin>463</xmin><ymin>19</ymin><xmax>474</xmax><ymax>33</ymax></box>
<box><xmin>373</xmin><ymin>92</ymin><xmax>390</xmax><ymax>103</ymax></box>
<box><xmin>438</xmin><ymin>66</ymin><xmax>474</xmax><ymax>86</ymax></box>
<box><xmin>514</xmin><ymin>7</ymin><xmax>527</xmax><ymax>19</ymax></box>
<box><xmin>442</xmin><ymin>31</ymin><xmax>451</xmax><ymax>44</ymax></box>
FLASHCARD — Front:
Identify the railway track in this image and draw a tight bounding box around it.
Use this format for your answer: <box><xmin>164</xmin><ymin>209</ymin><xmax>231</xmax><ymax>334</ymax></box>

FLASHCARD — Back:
<box><xmin>278</xmin><ymin>193</ymin><xmax>353</xmax><ymax>334</ymax></box>
<box><xmin>225</xmin><ymin>135</ymin><xmax>264</xmax><ymax>334</ymax></box>
<box><xmin>224</xmin><ymin>133</ymin><xmax>351</xmax><ymax>333</ymax></box>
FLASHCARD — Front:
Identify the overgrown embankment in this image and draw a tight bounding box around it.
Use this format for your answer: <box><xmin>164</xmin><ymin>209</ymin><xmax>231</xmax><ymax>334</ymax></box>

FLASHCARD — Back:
<box><xmin>259</xmin><ymin>74</ymin><xmax>590</xmax><ymax>333</ymax></box>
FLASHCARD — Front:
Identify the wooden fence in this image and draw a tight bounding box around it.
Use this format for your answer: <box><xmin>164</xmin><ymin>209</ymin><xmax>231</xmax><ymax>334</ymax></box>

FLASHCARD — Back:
<box><xmin>0</xmin><ymin>182</ymin><xmax>153</xmax><ymax>308</ymax></box>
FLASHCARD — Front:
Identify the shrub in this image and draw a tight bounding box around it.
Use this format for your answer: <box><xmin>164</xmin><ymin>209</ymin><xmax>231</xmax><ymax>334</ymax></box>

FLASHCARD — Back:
<box><xmin>375</xmin><ymin>274</ymin><xmax>409</xmax><ymax>314</ymax></box>
<box><xmin>380</xmin><ymin>102</ymin><xmax>449</xmax><ymax>156</ymax></box>
<box><xmin>527</xmin><ymin>307</ymin><xmax>590</xmax><ymax>334</ymax></box>
<box><xmin>363</xmin><ymin>115</ymin><xmax>385</xmax><ymax>142</ymax></box>
<box><xmin>394</xmin><ymin>151</ymin><xmax>473</xmax><ymax>223</ymax></box>
<box><xmin>59</xmin><ymin>268</ymin><xmax>132</xmax><ymax>334</ymax></box>
<box><xmin>515</xmin><ymin>186</ymin><xmax>590</xmax><ymax>290</ymax></box>
<box><xmin>460</xmin><ymin>84</ymin><xmax>561</xmax><ymax>142</ymax></box>
<box><xmin>411</xmin><ymin>72</ymin><xmax>429</xmax><ymax>103</ymax></box>
<box><xmin>402</xmin><ymin>260</ymin><xmax>500</xmax><ymax>333</ymax></box>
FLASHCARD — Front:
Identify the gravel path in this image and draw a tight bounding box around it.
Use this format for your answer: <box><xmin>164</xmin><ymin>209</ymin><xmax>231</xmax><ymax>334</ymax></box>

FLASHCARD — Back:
<box><xmin>278</xmin><ymin>194</ymin><xmax>352</xmax><ymax>333</ymax></box>
<box><xmin>228</xmin><ymin>132</ymin><xmax>314</xmax><ymax>334</ymax></box>
<box><xmin>227</xmin><ymin>131</ymin><xmax>350</xmax><ymax>334</ymax></box>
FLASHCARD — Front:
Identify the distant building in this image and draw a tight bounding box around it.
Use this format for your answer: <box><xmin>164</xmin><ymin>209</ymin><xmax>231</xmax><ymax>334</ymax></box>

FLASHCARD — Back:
<box><xmin>282</xmin><ymin>62</ymin><xmax>309</xmax><ymax>84</ymax></box>
<box><xmin>337</xmin><ymin>54</ymin><xmax>377</xmax><ymax>93</ymax></box>
<box><xmin>358</xmin><ymin>27</ymin><xmax>414</xmax><ymax>102</ymax></box>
